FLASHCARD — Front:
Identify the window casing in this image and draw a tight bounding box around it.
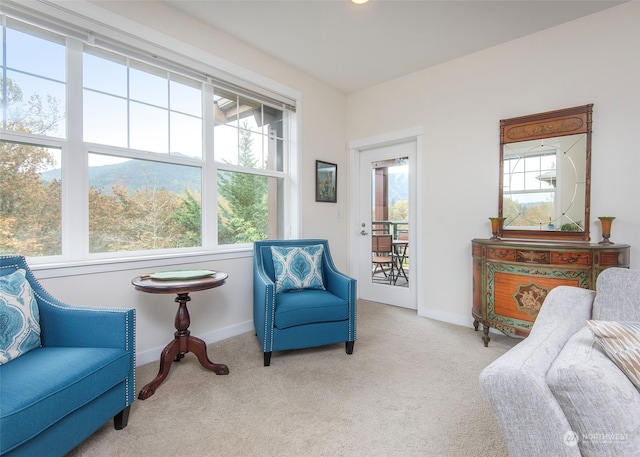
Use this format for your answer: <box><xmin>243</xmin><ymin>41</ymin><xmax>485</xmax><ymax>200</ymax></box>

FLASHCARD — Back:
<box><xmin>1</xmin><ymin>13</ymin><xmax>293</xmax><ymax>264</ymax></box>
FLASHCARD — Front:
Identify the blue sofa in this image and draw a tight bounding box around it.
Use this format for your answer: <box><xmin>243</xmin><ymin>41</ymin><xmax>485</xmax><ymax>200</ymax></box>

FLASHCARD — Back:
<box><xmin>0</xmin><ymin>255</ymin><xmax>135</xmax><ymax>457</ymax></box>
<box><xmin>253</xmin><ymin>239</ymin><xmax>357</xmax><ymax>366</ymax></box>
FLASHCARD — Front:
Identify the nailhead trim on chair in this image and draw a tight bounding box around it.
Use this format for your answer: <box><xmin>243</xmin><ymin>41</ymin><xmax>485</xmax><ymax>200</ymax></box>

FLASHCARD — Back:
<box><xmin>256</xmin><ymin>249</ymin><xmax>276</xmax><ymax>353</ymax></box>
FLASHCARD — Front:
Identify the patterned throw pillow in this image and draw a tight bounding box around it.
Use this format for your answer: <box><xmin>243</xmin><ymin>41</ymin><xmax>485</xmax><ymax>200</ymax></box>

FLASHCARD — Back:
<box><xmin>586</xmin><ymin>320</ymin><xmax>640</xmax><ymax>392</ymax></box>
<box><xmin>0</xmin><ymin>269</ymin><xmax>42</xmax><ymax>365</ymax></box>
<box><xmin>271</xmin><ymin>245</ymin><xmax>325</xmax><ymax>294</ymax></box>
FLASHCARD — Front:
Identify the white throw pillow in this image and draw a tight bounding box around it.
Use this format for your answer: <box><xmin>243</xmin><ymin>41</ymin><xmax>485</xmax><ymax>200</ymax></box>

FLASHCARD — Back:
<box><xmin>587</xmin><ymin>320</ymin><xmax>640</xmax><ymax>392</ymax></box>
<box><xmin>0</xmin><ymin>269</ymin><xmax>42</xmax><ymax>364</ymax></box>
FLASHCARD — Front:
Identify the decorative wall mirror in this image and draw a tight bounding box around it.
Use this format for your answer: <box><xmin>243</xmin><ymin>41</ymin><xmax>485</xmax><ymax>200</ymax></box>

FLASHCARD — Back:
<box><xmin>498</xmin><ymin>104</ymin><xmax>592</xmax><ymax>241</ymax></box>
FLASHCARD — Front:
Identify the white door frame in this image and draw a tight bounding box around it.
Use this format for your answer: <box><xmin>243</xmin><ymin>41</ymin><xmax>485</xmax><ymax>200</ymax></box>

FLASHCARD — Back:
<box><xmin>348</xmin><ymin>127</ymin><xmax>423</xmax><ymax>311</ymax></box>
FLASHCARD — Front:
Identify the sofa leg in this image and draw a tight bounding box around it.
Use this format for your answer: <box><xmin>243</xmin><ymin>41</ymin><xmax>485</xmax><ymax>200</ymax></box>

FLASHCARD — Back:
<box><xmin>346</xmin><ymin>341</ymin><xmax>354</xmax><ymax>354</ymax></box>
<box><xmin>114</xmin><ymin>405</ymin><xmax>131</xmax><ymax>430</ymax></box>
<box><xmin>264</xmin><ymin>352</ymin><xmax>272</xmax><ymax>366</ymax></box>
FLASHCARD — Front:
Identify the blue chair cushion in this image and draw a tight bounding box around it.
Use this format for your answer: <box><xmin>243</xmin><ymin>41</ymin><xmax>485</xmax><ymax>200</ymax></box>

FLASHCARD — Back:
<box><xmin>275</xmin><ymin>289</ymin><xmax>348</xmax><ymax>329</ymax></box>
<box><xmin>0</xmin><ymin>346</ymin><xmax>130</xmax><ymax>452</ymax></box>
<box><xmin>271</xmin><ymin>245</ymin><xmax>325</xmax><ymax>293</ymax></box>
<box><xmin>0</xmin><ymin>269</ymin><xmax>41</xmax><ymax>364</ymax></box>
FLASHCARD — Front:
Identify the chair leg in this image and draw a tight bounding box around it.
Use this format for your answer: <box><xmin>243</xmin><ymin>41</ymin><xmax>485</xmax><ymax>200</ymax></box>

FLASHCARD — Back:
<box><xmin>114</xmin><ymin>405</ymin><xmax>131</xmax><ymax>430</ymax></box>
<box><xmin>264</xmin><ymin>352</ymin><xmax>272</xmax><ymax>366</ymax></box>
<box><xmin>346</xmin><ymin>341</ymin><xmax>354</xmax><ymax>354</ymax></box>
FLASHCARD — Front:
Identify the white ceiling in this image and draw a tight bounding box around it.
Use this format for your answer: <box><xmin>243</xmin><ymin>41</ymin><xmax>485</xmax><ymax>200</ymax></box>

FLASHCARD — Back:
<box><xmin>163</xmin><ymin>0</ymin><xmax>624</xmax><ymax>93</ymax></box>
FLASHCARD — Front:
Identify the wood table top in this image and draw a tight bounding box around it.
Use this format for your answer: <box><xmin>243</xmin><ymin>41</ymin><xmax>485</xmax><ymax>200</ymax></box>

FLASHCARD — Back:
<box><xmin>131</xmin><ymin>271</ymin><xmax>228</xmax><ymax>294</ymax></box>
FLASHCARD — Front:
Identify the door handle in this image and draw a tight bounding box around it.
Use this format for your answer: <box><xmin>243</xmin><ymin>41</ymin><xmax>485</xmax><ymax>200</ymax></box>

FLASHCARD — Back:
<box><xmin>360</xmin><ymin>230</ymin><xmax>369</xmax><ymax>236</ymax></box>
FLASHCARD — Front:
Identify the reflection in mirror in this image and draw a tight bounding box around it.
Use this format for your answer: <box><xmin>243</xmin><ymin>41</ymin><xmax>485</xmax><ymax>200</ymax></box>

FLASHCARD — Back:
<box><xmin>499</xmin><ymin>104</ymin><xmax>592</xmax><ymax>241</ymax></box>
<box><xmin>503</xmin><ymin>133</ymin><xmax>586</xmax><ymax>231</ymax></box>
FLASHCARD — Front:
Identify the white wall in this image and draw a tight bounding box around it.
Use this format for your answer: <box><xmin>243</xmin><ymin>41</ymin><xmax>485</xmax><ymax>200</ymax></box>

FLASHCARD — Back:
<box><xmin>346</xmin><ymin>2</ymin><xmax>640</xmax><ymax>326</ymax></box>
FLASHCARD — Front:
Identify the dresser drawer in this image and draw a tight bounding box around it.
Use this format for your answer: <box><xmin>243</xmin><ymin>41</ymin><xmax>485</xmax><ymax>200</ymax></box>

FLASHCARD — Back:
<box><xmin>487</xmin><ymin>247</ymin><xmax>516</xmax><ymax>261</ymax></box>
<box><xmin>550</xmin><ymin>251</ymin><xmax>592</xmax><ymax>266</ymax></box>
<box><xmin>516</xmin><ymin>249</ymin><xmax>550</xmax><ymax>264</ymax></box>
<box><xmin>599</xmin><ymin>250</ymin><xmax>629</xmax><ymax>267</ymax></box>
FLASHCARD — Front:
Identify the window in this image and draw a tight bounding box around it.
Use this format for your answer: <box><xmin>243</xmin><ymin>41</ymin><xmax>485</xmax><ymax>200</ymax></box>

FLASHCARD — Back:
<box><xmin>0</xmin><ymin>13</ymin><xmax>294</xmax><ymax>262</ymax></box>
<box><xmin>503</xmin><ymin>150</ymin><xmax>557</xmax><ymax>228</ymax></box>
<box><xmin>2</xmin><ymin>20</ymin><xmax>66</xmax><ymax>138</ymax></box>
<box><xmin>0</xmin><ymin>140</ymin><xmax>62</xmax><ymax>256</ymax></box>
<box><xmin>213</xmin><ymin>88</ymin><xmax>285</xmax><ymax>244</ymax></box>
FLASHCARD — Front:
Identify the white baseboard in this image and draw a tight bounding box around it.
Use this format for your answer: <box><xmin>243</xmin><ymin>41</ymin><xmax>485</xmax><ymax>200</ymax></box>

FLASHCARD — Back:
<box><xmin>136</xmin><ymin>320</ymin><xmax>254</xmax><ymax>367</ymax></box>
<box><xmin>419</xmin><ymin>309</ymin><xmax>519</xmax><ymax>337</ymax></box>
<box><xmin>418</xmin><ymin>308</ymin><xmax>474</xmax><ymax>329</ymax></box>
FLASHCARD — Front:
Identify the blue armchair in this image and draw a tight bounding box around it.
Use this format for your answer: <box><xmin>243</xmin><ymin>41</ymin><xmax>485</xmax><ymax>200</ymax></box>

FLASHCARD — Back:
<box><xmin>253</xmin><ymin>239</ymin><xmax>357</xmax><ymax>366</ymax></box>
<box><xmin>0</xmin><ymin>255</ymin><xmax>135</xmax><ymax>457</ymax></box>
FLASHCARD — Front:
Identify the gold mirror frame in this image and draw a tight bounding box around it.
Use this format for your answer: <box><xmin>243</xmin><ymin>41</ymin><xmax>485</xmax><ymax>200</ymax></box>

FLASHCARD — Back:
<box><xmin>498</xmin><ymin>104</ymin><xmax>592</xmax><ymax>241</ymax></box>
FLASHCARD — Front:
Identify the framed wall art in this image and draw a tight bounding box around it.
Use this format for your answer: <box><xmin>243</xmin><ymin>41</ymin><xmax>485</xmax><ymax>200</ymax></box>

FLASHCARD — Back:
<box><xmin>315</xmin><ymin>160</ymin><xmax>337</xmax><ymax>203</ymax></box>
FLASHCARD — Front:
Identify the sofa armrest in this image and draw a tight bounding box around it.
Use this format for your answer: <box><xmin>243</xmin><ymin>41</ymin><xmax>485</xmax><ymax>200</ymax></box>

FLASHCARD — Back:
<box><xmin>253</xmin><ymin>256</ymin><xmax>276</xmax><ymax>349</ymax></box>
<box><xmin>479</xmin><ymin>286</ymin><xmax>595</xmax><ymax>457</ymax></box>
<box><xmin>324</xmin><ymin>266</ymin><xmax>355</xmax><ymax>302</ymax></box>
<box><xmin>323</xmin><ymin>265</ymin><xmax>357</xmax><ymax>342</ymax></box>
<box><xmin>36</xmin><ymin>298</ymin><xmax>136</xmax><ymax>407</ymax></box>
<box><xmin>37</xmin><ymin>297</ymin><xmax>135</xmax><ymax>351</ymax></box>
<box><xmin>592</xmin><ymin>267</ymin><xmax>640</xmax><ymax>321</ymax></box>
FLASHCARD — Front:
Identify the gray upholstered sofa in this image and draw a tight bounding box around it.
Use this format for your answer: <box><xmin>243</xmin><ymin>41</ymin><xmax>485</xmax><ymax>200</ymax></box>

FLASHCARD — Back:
<box><xmin>480</xmin><ymin>267</ymin><xmax>640</xmax><ymax>457</ymax></box>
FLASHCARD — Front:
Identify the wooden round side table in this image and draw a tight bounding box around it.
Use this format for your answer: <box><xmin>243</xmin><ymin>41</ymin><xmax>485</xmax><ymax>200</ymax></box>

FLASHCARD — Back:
<box><xmin>132</xmin><ymin>272</ymin><xmax>229</xmax><ymax>400</ymax></box>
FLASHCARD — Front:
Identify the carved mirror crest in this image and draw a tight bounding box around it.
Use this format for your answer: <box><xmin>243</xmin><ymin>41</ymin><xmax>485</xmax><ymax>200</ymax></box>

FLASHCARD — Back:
<box><xmin>499</xmin><ymin>104</ymin><xmax>592</xmax><ymax>241</ymax></box>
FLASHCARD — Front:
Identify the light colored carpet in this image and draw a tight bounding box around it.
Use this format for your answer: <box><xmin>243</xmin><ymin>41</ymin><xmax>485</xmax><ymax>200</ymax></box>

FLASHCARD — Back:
<box><xmin>67</xmin><ymin>300</ymin><xmax>518</xmax><ymax>457</ymax></box>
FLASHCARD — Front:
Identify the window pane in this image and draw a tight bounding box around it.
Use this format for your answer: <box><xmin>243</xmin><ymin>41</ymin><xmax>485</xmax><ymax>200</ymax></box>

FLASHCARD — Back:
<box><xmin>4</xmin><ymin>24</ymin><xmax>66</xmax><ymax>138</ymax></box>
<box><xmin>83</xmin><ymin>51</ymin><xmax>127</xmax><ymax>97</ymax></box>
<box><xmin>214</xmin><ymin>124</ymin><xmax>238</xmax><ymax>163</ymax></box>
<box><xmin>242</xmin><ymin>129</ymin><xmax>264</xmax><ymax>167</ymax></box>
<box><xmin>88</xmin><ymin>153</ymin><xmax>202</xmax><ymax>253</ymax></box>
<box><xmin>214</xmin><ymin>119</ymin><xmax>283</xmax><ymax>171</ymax></box>
<box><xmin>217</xmin><ymin>170</ymin><xmax>282</xmax><ymax>244</ymax></box>
<box><xmin>524</xmin><ymin>171</ymin><xmax>543</xmax><ymax>190</ymax></box>
<box><xmin>511</xmin><ymin>158</ymin><xmax>524</xmax><ymax>174</ymax></box>
<box><xmin>130</xmin><ymin>102</ymin><xmax>168</xmax><ymax>153</ymax></box>
<box><xmin>6</xmin><ymin>26</ymin><xmax>65</xmax><ymax>81</ymax></box>
<box><xmin>213</xmin><ymin>88</ymin><xmax>284</xmax><ymax>171</ymax></box>
<box><xmin>170</xmin><ymin>77</ymin><xmax>201</xmax><ymax>116</ymax></box>
<box><xmin>213</xmin><ymin>88</ymin><xmax>238</xmax><ymax>128</ymax></box>
<box><xmin>0</xmin><ymin>141</ymin><xmax>61</xmax><ymax>256</ymax></box>
<box><xmin>509</xmin><ymin>172</ymin><xmax>524</xmax><ymax>191</ymax></box>
<box><xmin>83</xmin><ymin>90</ymin><xmax>128</xmax><ymax>147</ymax></box>
<box><xmin>540</xmin><ymin>154</ymin><xmax>555</xmax><ymax>170</ymax></box>
<box><xmin>238</xmin><ymin>95</ymin><xmax>262</xmax><ymax>133</ymax></box>
<box><xmin>267</xmin><ymin>138</ymin><xmax>284</xmax><ymax>172</ymax></box>
<box><xmin>264</xmin><ymin>106</ymin><xmax>284</xmax><ymax>139</ymax></box>
<box><xmin>171</xmin><ymin>112</ymin><xmax>202</xmax><ymax>159</ymax></box>
<box><xmin>5</xmin><ymin>70</ymin><xmax>66</xmax><ymax>137</ymax></box>
<box><xmin>130</xmin><ymin>63</ymin><xmax>168</xmax><ymax>108</ymax></box>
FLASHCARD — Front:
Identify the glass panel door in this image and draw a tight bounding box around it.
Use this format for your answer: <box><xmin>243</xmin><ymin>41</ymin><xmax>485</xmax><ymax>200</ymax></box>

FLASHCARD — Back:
<box><xmin>358</xmin><ymin>141</ymin><xmax>414</xmax><ymax>308</ymax></box>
